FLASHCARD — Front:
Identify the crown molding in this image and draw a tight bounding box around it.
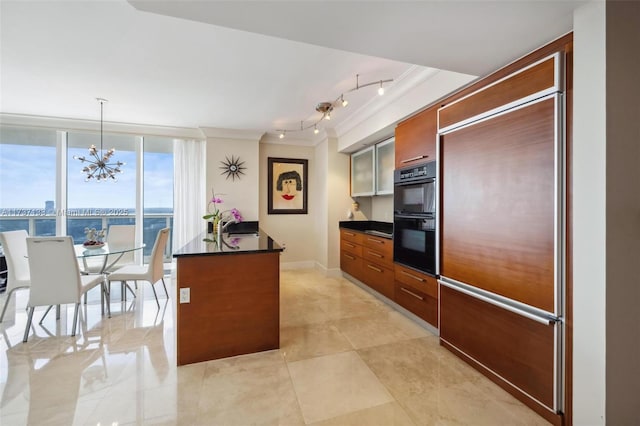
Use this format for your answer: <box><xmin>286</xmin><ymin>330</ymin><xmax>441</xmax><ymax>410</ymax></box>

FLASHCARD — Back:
<box><xmin>0</xmin><ymin>113</ymin><xmax>205</xmax><ymax>139</ymax></box>
<box><xmin>334</xmin><ymin>65</ymin><xmax>439</xmax><ymax>139</ymax></box>
<box><xmin>199</xmin><ymin>126</ymin><xmax>264</xmax><ymax>141</ymax></box>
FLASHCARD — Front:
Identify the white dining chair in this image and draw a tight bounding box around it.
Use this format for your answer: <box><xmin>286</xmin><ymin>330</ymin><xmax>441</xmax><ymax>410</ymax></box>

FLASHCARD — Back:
<box><xmin>23</xmin><ymin>236</ymin><xmax>109</xmax><ymax>342</ymax></box>
<box><xmin>108</xmin><ymin>228</ymin><xmax>170</xmax><ymax>308</ymax></box>
<box><xmin>0</xmin><ymin>230</ymin><xmax>31</xmax><ymax>323</ymax></box>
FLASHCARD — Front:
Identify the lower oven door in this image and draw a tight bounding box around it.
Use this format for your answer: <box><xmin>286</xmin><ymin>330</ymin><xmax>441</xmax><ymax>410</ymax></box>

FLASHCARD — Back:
<box><xmin>393</xmin><ymin>215</ymin><xmax>435</xmax><ymax>275</ymax></box>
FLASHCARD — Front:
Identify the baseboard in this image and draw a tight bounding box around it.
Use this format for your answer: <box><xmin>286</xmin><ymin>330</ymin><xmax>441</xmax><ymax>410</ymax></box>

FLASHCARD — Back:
<box><xmin>314</xmin><ymin>262</ymin><xmax>342</xmax><ymax>278</ymax></box>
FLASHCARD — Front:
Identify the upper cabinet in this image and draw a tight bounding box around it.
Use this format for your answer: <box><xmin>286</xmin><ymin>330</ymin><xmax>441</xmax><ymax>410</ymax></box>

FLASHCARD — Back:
<box><xmin>351</xmin><ymin>146</ymin><xmax>375</xmax><ymax>196</ymax></box>
<box><xmin>375</xmin><ymin>138</ymin><xmax>395</xmax><ymax>195</ymax></box>
<box><xmin>351</xmin><ymin>138</ymin><xmax>395</xmax><ymax>197</ymax></box>
<box><xmin>394</xmin><ymin>105</ymin><xmax>437</xmax><ymax>168</ymax></box>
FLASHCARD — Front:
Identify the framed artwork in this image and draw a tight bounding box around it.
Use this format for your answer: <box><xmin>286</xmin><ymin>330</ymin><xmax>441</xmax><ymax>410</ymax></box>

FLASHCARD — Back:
<box><xmin>267</xmin><ymin>157</ymin><xmax>308</xmax><ymax>214</ymax></box>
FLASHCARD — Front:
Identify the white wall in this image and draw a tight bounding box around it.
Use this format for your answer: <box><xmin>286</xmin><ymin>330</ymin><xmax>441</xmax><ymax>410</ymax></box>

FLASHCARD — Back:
<box><xmin>205</xmin><ymin>133</ymin><xmax>260</xmax><ymax>221</ymax></box>
<box><xmin>573</xmin><ymin>3</ymin><xmax>606</xmax><ymax>423</ymax></box>
<box><xmin>259</xmin><ymin>142</ymin><xmax>316</xmax><ymax>266</ymax></box>
<box><xmin>371</xmin><ymin>195</ymin><xmax>393</xmax><ymax>222</ymax></box>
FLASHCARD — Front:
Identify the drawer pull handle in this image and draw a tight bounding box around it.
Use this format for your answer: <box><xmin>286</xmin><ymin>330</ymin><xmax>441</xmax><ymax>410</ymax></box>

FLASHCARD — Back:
<box><xmin>400</xmin><ymin>287</ymin><xmax>424</xmax><ymax>301</ymax></box>
<box><xmin>401</xmin><ymin>155</ymin><xmax>428</xmax><ymax>163</ymax></box>
<box><xmin>344</xmin><ymin>232</ymin><xmax>356</xmax><ymax>237</ymax></box>
<box><xmin>368</xmin><ymin>251</ymin><xmax>383</xmax><ymax>258</ymax></box>
<box><xmin>344</xmin><ymin>254</ymin><xmax>355</xmax><ymax>260</ymax></box>
<box><xmin>345</xmin><ymin>243</ymin><xmax>355</xmax><ymax>248</ymax></box>
<box><xmin>401</xmin><ymin>270</ymin><xmax>425</xmax><ymax>282</ymax></box>
<box><xmin>367</xmin><ymin>264</ymin><xmax>383</xmax><ymax>273</ymax></box>
<box><xmin>367</xmin><ymin>238</ymin><xmax>384</xmax><ymax>244</ymax></box>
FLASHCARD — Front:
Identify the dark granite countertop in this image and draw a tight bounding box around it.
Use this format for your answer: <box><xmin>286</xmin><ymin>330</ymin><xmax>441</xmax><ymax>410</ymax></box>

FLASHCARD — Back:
<box><xmin>339</xmin><ymin>220</ymin><xmax>393</xmax><ymax>239</ymax></box>
<box><xmin>173</xmin><ymin>229</ymin><xmax>284</xmax><ymax>257</ymax></box>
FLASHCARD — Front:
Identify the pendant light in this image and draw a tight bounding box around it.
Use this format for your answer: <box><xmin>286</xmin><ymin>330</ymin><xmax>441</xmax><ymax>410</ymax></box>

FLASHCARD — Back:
<box><xmin>74</xmin><ymin>98</ymin><xmax>125</xmax><ymax>182</ymax></box>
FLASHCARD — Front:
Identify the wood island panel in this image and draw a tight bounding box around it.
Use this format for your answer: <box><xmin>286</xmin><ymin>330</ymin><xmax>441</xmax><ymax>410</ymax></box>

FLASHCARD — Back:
<box><xmin>176</xmin><ymin>252</ymin><xmax>280</xmax><ymax>365</ymax></box>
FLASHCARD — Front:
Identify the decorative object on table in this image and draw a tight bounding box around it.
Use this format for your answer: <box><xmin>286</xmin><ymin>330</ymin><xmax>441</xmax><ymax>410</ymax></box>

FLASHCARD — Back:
<box><xmin>83</xmin><ymin>227</ymin><xmax>106</xmax><ymax>249</ymax></box>
<box><xmin>267</xmin><ymin>157</ymin><xmax>308</xmax><ymax>215</ymax></box>
<box><xmin>203</xmin><ymin>189</ymin><xmax>243</xmax><ymax>236</ymax></box>
<box><xmin>219</xmin><ymin>155</ymin><xmax>246</xmax><ymax>181</ymax></box>
<box><xmin>73</xmin><ymin>98</ymin><xmax>125</xmax><ymax>181</ymax></box>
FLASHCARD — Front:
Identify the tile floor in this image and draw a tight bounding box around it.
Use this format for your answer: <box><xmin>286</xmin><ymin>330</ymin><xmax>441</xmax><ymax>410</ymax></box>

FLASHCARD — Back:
<box><xmin>0</xmin><ymin>268</ymin><xmax>549</xmax><ymax>425</ymax></box>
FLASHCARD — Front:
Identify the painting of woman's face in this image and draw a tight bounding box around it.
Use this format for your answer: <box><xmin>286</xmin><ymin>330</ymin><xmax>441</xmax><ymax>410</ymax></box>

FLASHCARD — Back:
<box><xmin>268</xmin><ymin>158</ymin><xmax>308</xmax><ymax>214</ymax></box>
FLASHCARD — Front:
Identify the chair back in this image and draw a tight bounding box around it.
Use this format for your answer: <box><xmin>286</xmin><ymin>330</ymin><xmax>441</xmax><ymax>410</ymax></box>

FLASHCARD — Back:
<box><xmin>107</xmin><ymin>225</ymin><xmax>135</xmax><ymax>266</ymax></box>
<box><xmin>0</xmin><ymin>230</ymin><xmax>30</xmax><ymax>290</ymax></box>
<box><xmin>149</xmin><ymin>228</ymin><xmax>170</xmax><ymax>283</ymax></box>
<box><xmin>26</xmin><ymin>237</ymin><xmax>81</xmax><ymax>307</ymax></box>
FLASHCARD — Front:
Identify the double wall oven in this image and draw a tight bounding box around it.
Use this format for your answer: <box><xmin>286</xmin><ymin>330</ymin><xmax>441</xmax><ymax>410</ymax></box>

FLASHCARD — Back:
<box><xmin>393</xmin><ymin>161</ymin><xmax>436</xmax><ymax>275</ymax></box>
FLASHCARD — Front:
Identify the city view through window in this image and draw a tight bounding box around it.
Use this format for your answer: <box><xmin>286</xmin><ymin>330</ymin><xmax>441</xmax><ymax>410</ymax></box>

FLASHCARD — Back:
<box><xmin>0</xmin><ymin>127</ymin><xmax>174</xmax><ymax>260</ymax></box>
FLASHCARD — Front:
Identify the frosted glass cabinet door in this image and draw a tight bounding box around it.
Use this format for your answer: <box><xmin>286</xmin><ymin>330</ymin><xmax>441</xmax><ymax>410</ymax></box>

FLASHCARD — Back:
<box><xmin>351</xmin><ymin>146</ymin><xmax>375</xmax><ymax>196</ymax></box>
<box><xmin>376</xmin><ymin>138</ymin><xmax>395</xmax><ymax>195</ymax></box>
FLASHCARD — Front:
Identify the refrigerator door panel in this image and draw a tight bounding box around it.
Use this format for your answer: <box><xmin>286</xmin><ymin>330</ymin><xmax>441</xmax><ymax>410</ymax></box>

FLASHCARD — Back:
<box><xmin>439</xmin><ymin>282</ymin><xmax>562</xmax><ymax>415</ymax></box>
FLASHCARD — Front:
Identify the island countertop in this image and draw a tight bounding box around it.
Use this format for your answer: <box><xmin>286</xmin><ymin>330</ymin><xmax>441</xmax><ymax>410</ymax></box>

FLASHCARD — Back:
<box><xmin>172</xmin><ymin>229</ymin><xmax>284</xmax><ymax>257</ymax></box>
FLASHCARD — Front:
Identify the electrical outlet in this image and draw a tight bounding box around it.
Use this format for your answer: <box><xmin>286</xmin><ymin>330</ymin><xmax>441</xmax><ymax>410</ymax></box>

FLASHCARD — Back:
<box><xmin>179</xmin><ymin>287</ymin><xmax>190</xmax><ymax>304</ymax></box>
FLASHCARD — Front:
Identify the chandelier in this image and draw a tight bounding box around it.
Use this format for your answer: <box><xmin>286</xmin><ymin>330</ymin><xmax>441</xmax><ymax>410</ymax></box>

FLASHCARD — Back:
<box><xmin>74</xmin><ymin>98</ymin><xmax>125</xmax><ymax>181</ymax></box>
<box><xmin>276</xmin><ymin>74</ymin><xmax>393</xmax><ymax>139</ymax></box>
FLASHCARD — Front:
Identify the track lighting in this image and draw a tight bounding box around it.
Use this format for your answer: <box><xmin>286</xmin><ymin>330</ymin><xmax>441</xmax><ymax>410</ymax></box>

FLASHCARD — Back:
<box><xmin>273</xmin><ymin>74</ymin><xmax>393</xmax><ymax>137</ymax></box>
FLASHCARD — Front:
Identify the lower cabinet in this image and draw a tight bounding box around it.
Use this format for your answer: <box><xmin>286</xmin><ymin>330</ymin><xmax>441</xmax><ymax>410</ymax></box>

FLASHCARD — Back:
<box><xmin>362</xmin><ymin>261</ymin><xmax>394</xmax><ymax>300</ymax></box>
<box><xmin>394</xmin><ymin>264</ymin><xmax>438</xmax><ymax>327</ymax></box>
<box><xmin>340</xmin><ymin>228</ymin><xmax>439</xmax><ymax>329</ymax></box>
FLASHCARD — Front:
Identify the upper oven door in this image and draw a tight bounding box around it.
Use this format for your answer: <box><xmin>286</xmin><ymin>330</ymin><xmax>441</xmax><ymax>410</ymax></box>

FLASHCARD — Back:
<box><xmin>394</xmin><ymin>179</ymin><xmax>435</xmax><ymax>215</ymax></box>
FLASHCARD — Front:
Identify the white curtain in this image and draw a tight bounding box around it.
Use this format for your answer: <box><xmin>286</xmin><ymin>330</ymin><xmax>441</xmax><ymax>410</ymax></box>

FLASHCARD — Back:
<box><xmin>173</xmin><ymin>139</ymin><xmax>206</xmax><ymax>252</ymax></box>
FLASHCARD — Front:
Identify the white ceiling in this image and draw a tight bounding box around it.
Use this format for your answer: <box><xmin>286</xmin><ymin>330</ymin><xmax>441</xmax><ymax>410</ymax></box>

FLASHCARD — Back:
<box><xmin>0</xmin><ymin>0</ymin><xmax>583</xmax><ymax>143</ymax></box>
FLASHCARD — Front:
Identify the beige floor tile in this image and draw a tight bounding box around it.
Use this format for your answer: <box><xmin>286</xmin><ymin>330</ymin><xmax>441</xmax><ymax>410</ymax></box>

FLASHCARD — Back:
<box><xmin>197</xmin><ymin>362</ymin><xmax>304</xmax><ymax>425</ymax></box>
<box><xmin>203</xmin><ymin>348</ymin><xmax>285</xmax><ymax>377</ymax></box>
<box><xmin>280</xmin><ymin>322</ymin><xmax>353</xmax><ymax>362</ymax></box>
<box><xmin>309</xmin><ymin>401</ymin><xmax>416</xmax><ymax>426</ymax></box>
<box><xmin>335</xmin><ymin>311</ymin><xmax>430</xmax><ymax>350</ymax></box>
<box><xmin>287</xmin><ymin>350</ymin><xmax>393</xmax><ymax>424</ymax></box>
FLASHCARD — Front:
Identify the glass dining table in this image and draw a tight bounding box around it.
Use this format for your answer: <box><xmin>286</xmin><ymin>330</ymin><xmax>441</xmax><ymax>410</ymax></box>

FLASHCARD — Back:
<box><xmin>74</xmin><ymin>243</ymin><xmax>146</xmax><ymax>275</ymax></box>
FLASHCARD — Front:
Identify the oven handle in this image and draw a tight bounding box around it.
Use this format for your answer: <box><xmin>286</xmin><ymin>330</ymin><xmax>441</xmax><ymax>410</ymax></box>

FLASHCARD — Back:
<box><xmin>393</xmin><ymin>177</ymin><xmax>435</xmax><ymax>187</ymax></box>
<box><xmin>394</xmin><ymin>214</ymin><xmax>435</xmax><ymax>220</ymax></box>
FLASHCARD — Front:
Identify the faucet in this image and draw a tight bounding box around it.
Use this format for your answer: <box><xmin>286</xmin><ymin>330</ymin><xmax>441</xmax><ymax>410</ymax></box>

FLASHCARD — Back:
<box><xmin>217</xmin><ymin>218</ymin><xmax>239</xmax><ymax>241</ymax></box>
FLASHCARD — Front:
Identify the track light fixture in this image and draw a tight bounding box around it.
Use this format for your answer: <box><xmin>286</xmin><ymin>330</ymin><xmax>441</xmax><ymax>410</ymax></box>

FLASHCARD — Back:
<box><xmin>274</xmin><ymin>73</ymin><xmax>392</xmax><ymax>138</ymax></box>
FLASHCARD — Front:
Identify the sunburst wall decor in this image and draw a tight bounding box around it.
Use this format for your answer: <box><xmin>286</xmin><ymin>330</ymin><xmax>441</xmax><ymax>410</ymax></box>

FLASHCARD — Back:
<box><xmin>220</xmin><ymin>155</ymin><xmax>246</xmax><ymax>181</ymax></box>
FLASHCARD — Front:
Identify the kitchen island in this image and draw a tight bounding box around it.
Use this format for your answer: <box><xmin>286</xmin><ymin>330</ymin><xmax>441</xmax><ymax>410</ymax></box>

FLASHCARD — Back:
<box><xmin>172</xmin><ymin>230</ymin><xmax>284</xmax><ymax>366</ymax></box>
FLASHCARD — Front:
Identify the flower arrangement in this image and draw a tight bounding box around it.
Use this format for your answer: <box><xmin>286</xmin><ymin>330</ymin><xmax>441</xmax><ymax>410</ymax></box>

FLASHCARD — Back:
<box><xmin>83</xmin><ymin>227</ymin><xmax>106</xmax><ymax>247</ymax></box>
<box><xmin>203</xmin><ymin>189</ymin><xmax>243</xmax><ymax>232</ymax></box>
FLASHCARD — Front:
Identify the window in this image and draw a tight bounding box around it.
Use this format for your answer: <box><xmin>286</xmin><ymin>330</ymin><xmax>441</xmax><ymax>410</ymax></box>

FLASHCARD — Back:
<box><xmin>0</xmin><ymin>127</ymin><xmax>56</xmax><ymax>235</ymax></box>
<box><xmin>143</xmin><ymin>136</ymin><xmax>174</xmax><ymax>261</ymax></box>
<box><xmin>0</xmin><ymin>124</ymin><xmax>175</xmax><ymax>266</ymax></box>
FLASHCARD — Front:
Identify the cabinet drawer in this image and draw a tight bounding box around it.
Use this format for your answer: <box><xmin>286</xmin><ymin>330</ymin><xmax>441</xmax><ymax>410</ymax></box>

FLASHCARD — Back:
<box><xmin>340</xmin><ymin>229</ymin><xmax>362</xmax><ymax>244</ymax></box>
<box><xmin>394</xmin><ymin>264</ymin><xmax>438</xmax><ymax>299</ymax></box>
<box><xmin>362</xmin><ymin>261</ymin><xmax>394</xmax><ymax>300</ymax></box>
<box><xmin>341</xmin><ymin>252</ymin><xmax>362</xmax><ymax>280</ymax></box>
<box><xmin>394</xmin><ymin>281</ymin><xmax>438</xmax><ymax>327</ymax></box>
<box><xmin>340</xmin><ymin>239</ymin><xmax>362</xmax><ymax>257</ymax></box>
<box><xmin>362</xmin><ymin>240</ymin><xmax>393</xmax><ymax>268</ymax></box>
<box><xmin>363</xmin><ymin>234</ymin><xmax>392</xmax><ymax>250</ymax></box>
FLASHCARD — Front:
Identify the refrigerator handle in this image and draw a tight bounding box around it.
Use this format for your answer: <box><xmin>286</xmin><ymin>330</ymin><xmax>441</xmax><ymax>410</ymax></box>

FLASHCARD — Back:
<box><xmin>439</xmin><ymin>278</ymin><xmax>560</xmax><ymax>326</ymax></box>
